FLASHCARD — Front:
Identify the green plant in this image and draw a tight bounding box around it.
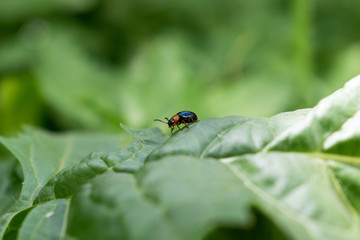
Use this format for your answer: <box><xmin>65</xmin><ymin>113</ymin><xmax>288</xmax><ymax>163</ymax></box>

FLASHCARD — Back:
<box><xmin>1</xmin><ymin>75</ymin><xmax>360</xmax><ymax>240</ymax></box>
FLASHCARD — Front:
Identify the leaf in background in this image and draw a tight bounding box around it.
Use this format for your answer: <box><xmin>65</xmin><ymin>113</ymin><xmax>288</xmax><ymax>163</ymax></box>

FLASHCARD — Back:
<box><xmin>35</xmin><ymin>31</ymin><xmax>123</xmax><ymax>131</ymax></box>
<box><xmin>0</xmin><ymin>126</ymin><xmax>124</xmax><ymax>237</ymax></box>
<box><xmin>0</xmin><ymin>0</ymin><xmax>96</xmax><ymax>22</ymax></box>
<box><xmin>33</xmin><ymin>26</ymin><xmax>294</xmax><ymax>131</ymax></box>
<box><xmin>0</xmin><ymin>76</ymin><xmax>44</xmax><ymax>135</ymax></box>
<box><xmin>0</xmin><ymin>40</ymin><xmax>32</xmax><ymax>73</ymax></box>
<box><xmin>34</xmin><ymin>30</ymin><xmax>205</xmax><ymax>129</ymax></box>
<box><xmin>120</xmin><ymin>35</ymin><xmax>204</xmax><ymax>127</ymax></box>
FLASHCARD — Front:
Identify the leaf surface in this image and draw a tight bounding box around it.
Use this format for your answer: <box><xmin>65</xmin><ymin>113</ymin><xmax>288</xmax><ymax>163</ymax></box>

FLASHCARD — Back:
<box><xmin>0</xmin><ymin>126</ymin><xmax>124</xmax><ymax>238</ymax></box>
<box><xmin>35</xmin><ymin>125</ymin><xmax>167</xmax><ymax>203</ymax></box>
<box><xmin>2</xmin><ymin>76</ymin><xmax>360</xmax><ymax>240</ymax></box>
<box><xmin>18</xmin><ymin>199</ymin><xmax>69</xmax><ymax>240</ymax></box>
<box><xmin>67</xmin><ymin>157</ymin><xmax>253</xmax><ymax>240</ymax></box>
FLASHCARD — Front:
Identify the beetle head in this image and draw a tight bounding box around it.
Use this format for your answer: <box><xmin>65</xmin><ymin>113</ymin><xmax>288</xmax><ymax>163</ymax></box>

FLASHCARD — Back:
<box><xmin>167</xmin><ymin>118</ymin><xmax>175</xmax><ymax>127</ymax></box>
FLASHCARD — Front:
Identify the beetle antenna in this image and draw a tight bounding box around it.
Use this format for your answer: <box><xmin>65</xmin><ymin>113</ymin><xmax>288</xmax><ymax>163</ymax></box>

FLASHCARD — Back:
<box><xmin>154</xmin><ymin>119</ymin><xmax>168</xmax><ymax>124</ymax></box>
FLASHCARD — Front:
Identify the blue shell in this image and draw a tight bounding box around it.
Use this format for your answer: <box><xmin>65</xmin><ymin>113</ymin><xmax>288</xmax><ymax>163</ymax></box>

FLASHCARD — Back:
<box><xmin>177</xmin><ymin>111</ymin><xmax>198</xmax><ymax>121</ymax></box>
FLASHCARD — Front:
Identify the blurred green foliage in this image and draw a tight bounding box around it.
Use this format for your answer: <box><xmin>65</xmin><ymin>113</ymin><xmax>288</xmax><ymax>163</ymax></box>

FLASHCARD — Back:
<box><xmin>0</xmin><ymin>0</ymin><xmax>360</xmax><ymax>135</ymax></box>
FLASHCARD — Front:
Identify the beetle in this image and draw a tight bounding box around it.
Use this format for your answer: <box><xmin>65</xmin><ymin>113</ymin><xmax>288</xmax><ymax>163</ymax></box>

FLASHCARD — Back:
<box><xmin>154</xmin><ymin>111</ymin><xmax>199</xmax><ymax>134</ymax></box>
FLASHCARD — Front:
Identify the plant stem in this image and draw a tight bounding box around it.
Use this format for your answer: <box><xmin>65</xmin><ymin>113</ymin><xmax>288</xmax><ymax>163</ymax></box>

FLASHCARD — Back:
<box><xmin>292</xmin><ymin>0</ymin><xmax>314</xmax><ymax>105</ymax></box>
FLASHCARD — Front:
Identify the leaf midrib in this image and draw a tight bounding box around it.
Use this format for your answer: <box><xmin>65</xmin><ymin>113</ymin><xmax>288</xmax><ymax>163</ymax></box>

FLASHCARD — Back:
<box><xmin>304</xmin><ymin>152</ymin><xmax>360</xmax><ymax>165</ymax></box>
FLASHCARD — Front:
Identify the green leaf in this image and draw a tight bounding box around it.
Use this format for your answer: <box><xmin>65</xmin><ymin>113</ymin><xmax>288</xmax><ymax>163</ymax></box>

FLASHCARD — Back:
<box><xmin>0</xmin><ymin>126</ymin><xmax>124</xmax><ymax>237</ymax></box>
<box><xmin>265</xmin><ymin>75</ymin><xmax>360</xmax><ymax>152</ymax></box>
<box><xmin>35</xmin><ymin>34</ymin><xmax>123</xmax><ymax>131</ymax></box>
<box><xmin>64</xmin><ymin>109</ymin><xmax>318</xmax><ymax>240</ymax></box>
<box><xmin>34</xmin><ymin>125</ymin><xmax>167</xmax><ymax>203</ymax></box>
<box><xmin>17</xmin><ymin>199</ymin><xmax>69</xmax><ymax>240</ymax></box>
<box><xmin>67</xmin><ymin>157</ymin><xmax>253</xmax><ymax>240</ymax></box>
<box><xmin>0</xmin><ymin>126</ymin><xmax>123</xmax><ymax>209</ymax></box>
<box><xmin>143</xmin><ymin>76</ymin><xmax>360</xmax><ymax>239</ymax></box>
<box><xmin>2</xmin><ymin>207</ymin><xmax>33</xmax><ymax>240</ymax></box>
<box><xmin>3</xmin><ymin>75</ymin><xmax>360</xmax><ymax>240</ymax></box>
<box><xmin>148</xmin><ymin>109</ymin><xmax>310</xmax><ymax>160</ymax></box>
<box><xmin>326</xmin><ymin>161</ymin><xmax>360</xmax><ymax>213</ymax></box>
<box><xmin>222</xmin><ymin>153</ymin><xmax>360</xmax><ymax>240</ymax></box>
<box><xmin>0</xmin><ymin>159</ymin><xmax>22</xmax><ymax>215</ymax></box>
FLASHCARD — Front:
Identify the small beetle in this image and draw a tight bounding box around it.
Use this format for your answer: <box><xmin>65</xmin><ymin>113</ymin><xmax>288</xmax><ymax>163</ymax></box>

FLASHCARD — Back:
<box><xmin>154</xmin><ymin>111</ymin><xmax>199</xmax><ymax>134</ymax></box>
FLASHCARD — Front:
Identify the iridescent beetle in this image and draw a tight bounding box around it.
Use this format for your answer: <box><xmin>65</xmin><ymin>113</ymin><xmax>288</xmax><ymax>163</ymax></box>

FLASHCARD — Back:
<box><xmin>154</xmin><ymin>111</ymin><xmax>198</xmax><ymax>134</ymax></box>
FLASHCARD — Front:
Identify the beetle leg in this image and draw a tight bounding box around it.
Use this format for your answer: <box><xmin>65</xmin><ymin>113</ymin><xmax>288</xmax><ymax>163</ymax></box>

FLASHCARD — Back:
<box><xmin>190</xmin><ymin>117</ymin><xmax>198</xmax><ymax>123</ymax></box>
<box><xmin>171</xmin><ymin>126</ymin><xmax>174</xmax><ymax>134</ymax></box>
<box><xmin>180</xmin><ymin>119</ymin><xmax>189</xmax><ymax>128</ymax></box>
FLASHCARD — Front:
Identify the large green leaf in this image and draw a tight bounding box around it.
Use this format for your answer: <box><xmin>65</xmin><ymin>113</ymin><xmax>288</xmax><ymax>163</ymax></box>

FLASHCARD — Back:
<box><xmin>2</xmin><ymin>75</ymin><xmax>360</xmax><ymax>240</ymax></box>
<box><xmin>144</xmin><ymin>75</ymin><xmax>360</xmax><ymax>239</ymax></box>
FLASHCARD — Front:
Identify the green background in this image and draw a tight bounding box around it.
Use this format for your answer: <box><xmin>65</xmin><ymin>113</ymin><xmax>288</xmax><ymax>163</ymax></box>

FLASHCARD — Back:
<box><xmin>1</xmin><ymin>0</ymin><xmax>360</xmax><ymax>135</ymax></box>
